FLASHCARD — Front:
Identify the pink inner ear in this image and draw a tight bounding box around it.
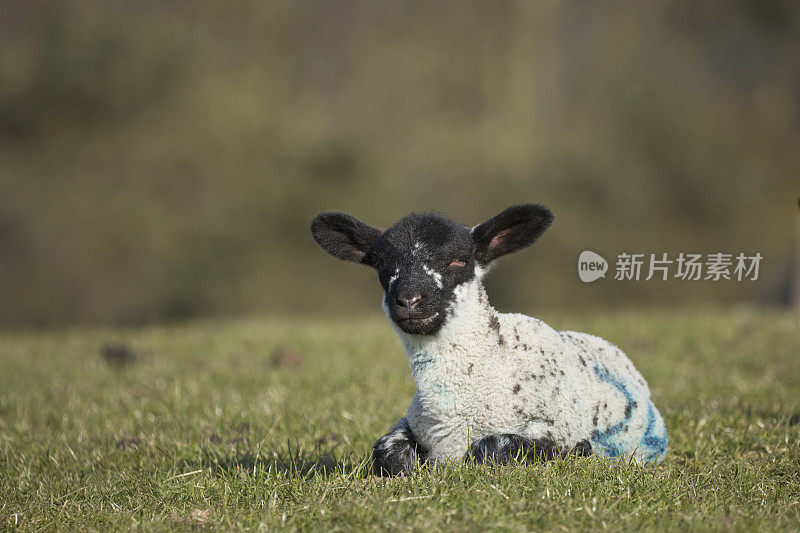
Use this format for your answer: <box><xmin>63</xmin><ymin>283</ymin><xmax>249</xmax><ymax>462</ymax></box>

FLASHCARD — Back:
<box><xmin>489</xmin><ymin>228</ymin><xmax>512</xmax><ymax>249</ymax></box>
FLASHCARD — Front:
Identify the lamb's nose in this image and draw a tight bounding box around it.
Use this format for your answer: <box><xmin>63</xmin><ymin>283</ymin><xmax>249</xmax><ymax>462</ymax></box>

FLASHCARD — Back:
<box><xmin>396</xmin><ymin>294</ymin><xmax>423</xmax><ymax>309</ymax></box>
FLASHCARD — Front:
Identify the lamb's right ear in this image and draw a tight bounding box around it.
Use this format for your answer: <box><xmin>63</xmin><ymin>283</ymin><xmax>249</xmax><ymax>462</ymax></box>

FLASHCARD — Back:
<box><xmin>310</xmin><ymin>212</ymin><xmax>383</xmax><ymax>265</ymax></box>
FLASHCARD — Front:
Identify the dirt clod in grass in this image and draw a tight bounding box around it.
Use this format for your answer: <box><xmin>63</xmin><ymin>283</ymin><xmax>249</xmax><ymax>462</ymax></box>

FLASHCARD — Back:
<box><xmin>316</xmin><ymin>433</ymin><xmax>342</xmax><ymax>447</ymax></box>
<box><xmin>101</xmin><ymin>343</ymin><xmax>138</xmax><ymax>366</ymax></box>
<box><xmin>171</xmin><ymin>508</ymin><xmax>212</xmax><ymax>527</ymax></box>
<box><xmin>271</xmin><ymin>346</ymin><xmax>303</xmax><ymax>368</ymax></box>
<box><xmin>116</xmin><ymin>436</ymin><xmax>142</xmax><ymax>450</ymax></box>
<box><xmin>203</xmin><ymin>425</ymin><xmax>222</xmax><ymax>444</ymax></box>
<box><xmin>40</xmin><ymin>500</ymin><xmax>62</xmax><ymax>514</ymax></box>
<box><xmin>224</xmin><ymin>423</ymin><xmax>251</xmax><ymax>446</ymax></box>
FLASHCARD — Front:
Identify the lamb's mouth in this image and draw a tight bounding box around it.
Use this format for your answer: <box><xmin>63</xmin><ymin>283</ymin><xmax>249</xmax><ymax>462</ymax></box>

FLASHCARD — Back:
<box><xmin>396</xmin><ymin>313</ymin><xmax>440</xmax><ymax>330</ymax></box>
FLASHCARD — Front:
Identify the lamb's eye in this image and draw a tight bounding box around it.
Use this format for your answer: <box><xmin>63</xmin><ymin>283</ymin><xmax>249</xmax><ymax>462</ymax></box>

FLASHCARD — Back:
<box><xmin>449</xmin><ymin>259</ymin><xmax>466</xmax><ymax>268</ymax></box>
<box><xmin>374</xmin><ymin>258</ymin><xmax>384</xmax><ymax>270</ymax></box>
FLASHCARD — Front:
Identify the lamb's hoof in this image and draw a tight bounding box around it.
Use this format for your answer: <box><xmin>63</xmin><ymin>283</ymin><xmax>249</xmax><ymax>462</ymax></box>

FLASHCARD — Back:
<box><xmin>371</xmin><ymin>418</ymin><xmax>427</xmax><ymax>477</ymax></box>
<box><xmin>469</xmin><ymin>434</ymin><xmax>560</xmax><ymax>464</ymax></box>
<box><xmin>570</xmin><ymin>439</ymin><xmax>593</xmax><ymax>457</ymax></box>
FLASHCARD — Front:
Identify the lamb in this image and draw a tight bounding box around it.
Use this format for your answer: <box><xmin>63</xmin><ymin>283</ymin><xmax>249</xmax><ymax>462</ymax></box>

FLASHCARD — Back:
<box><xmin>310</xmin><ymin>204</ymin><xmax>668</xmax><ymax>475</ymax></box>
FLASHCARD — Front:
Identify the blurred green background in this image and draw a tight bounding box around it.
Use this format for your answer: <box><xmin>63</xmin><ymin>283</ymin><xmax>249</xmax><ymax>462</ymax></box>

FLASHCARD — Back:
<box><xmin>0</xmin><ymin>0</ymin><xmax>798</xmax><ymax>327</ymax></box>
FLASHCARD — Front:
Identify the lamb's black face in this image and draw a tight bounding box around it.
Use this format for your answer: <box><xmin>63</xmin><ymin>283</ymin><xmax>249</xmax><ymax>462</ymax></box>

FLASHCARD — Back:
<box><xmin>311</xmin><ymin>204</ymin><xmax>554</xmax><ymax>337</ymax></box>
<box><xmin>366</xmin><ymin>214</ymin><xmax>476</xmax><ymax>335</ymax></box>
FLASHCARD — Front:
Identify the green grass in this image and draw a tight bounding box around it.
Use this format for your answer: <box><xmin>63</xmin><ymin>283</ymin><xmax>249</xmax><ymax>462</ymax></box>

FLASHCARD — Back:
<box><xmin>1</xmin><ymin>308</ymin><xmax>799</xmax><ymax>530</ymax></box>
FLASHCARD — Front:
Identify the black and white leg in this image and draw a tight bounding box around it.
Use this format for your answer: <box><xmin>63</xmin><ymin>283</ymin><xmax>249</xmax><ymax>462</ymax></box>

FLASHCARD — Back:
<box><xmin>372</xmin><ymin>418</ymin><xmax>428</xmax><ymax>476</ymax></box>
<box><xmin>468</xmin><ymin>435</ymin><xmax>593</xmax><ymax>464</ymax></box>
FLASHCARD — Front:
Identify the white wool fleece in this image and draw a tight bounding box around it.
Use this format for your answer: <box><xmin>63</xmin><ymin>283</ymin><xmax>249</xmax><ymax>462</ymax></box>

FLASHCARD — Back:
<box><xmin>383</xmin><ymin>277</ymin><xmax>668</xmax><ymax>463</ymax></box>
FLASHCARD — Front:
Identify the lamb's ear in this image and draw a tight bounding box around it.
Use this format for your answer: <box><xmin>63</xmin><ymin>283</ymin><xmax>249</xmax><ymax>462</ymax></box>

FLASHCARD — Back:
<box><xmin>310</xmin><ymin>212</ymin><xmax>383</xmax><ymax>265</ymax></box>
<box><xmin>471</xmin><ymin>204</ymin><xmax>554</xmax><ymax>265</ymax></box>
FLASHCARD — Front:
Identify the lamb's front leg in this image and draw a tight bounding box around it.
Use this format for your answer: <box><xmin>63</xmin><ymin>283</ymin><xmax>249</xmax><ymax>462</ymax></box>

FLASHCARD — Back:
<box><xmin>372</xmin><ymin>418</ymin><xmax>428</xmax><ymax>476</ymax></box>
<box><xmin>468</xmin><ymin>435</ymin><xmax>593</xmax><ymax>464</ymax></box>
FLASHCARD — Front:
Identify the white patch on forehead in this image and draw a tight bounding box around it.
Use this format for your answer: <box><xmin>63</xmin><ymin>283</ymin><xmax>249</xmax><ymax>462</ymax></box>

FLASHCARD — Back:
<box><xmin>422</xmin><ymin>263</ymin><xmax>444</xmax><ymax>289</ymax></box>
<box><xmin>388</xmin><ymin>266</ymin><xmax>400</xmax><ymax>289</ymax></box>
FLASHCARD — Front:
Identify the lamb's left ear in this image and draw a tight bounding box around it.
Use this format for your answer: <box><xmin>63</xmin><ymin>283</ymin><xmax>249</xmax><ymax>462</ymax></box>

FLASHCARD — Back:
<box><xmin>310</xmin><ymin>211</ymin><xmax>383</xmax><ymax>265</ymax></box>
<box><xmin>471</xmin><ymin>204</ymin><xmax>554</xmax><ymax>265</ymax></box>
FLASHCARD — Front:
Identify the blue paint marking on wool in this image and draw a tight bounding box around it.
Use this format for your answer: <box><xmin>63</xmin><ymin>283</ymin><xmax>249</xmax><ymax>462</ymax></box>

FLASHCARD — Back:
<box><xmin>590</xmin><ymin>364</ymin><xmax>636</xmax><ymax>458</ymax></box>
<box><xmin>433</xmin><ymin>381</ymin><xmax>449</xmax><ymax>395</ymax></box>
<box><xmin>432</xmin><ymin>381</ymin><xmax>457</xmax><ymax>410</ymax></box>
<box><xmin>410</xmin><ymin>350</ymin><xmax>435</xmax><ymax>374</ymax></box>
<box><xmin>641</xmin><ymin>401</ymin><xmax>668</xmax><ymax>461</ymax></box>
<box><xmin>589</xmin><ymin>364</ymin><xmax>668</xmax><ymax>462</ymax></box>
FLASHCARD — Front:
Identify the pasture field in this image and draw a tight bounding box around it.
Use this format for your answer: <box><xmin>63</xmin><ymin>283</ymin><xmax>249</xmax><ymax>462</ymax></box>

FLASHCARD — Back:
<box><xmin>1</xmin><ymin>309</ymin><xmax>799</xmax><ymax>530</ymax></box>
